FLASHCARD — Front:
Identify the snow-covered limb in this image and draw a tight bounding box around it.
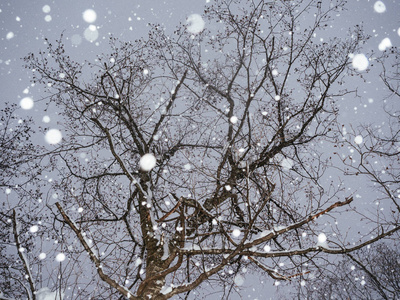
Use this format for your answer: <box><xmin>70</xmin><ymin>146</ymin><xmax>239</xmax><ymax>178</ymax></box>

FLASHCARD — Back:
<box><xmin>179</xmin><ymin>225</ymin><xmax>400</xmax><ymax>258</ymax></box>
<box><xmin>245</xmin><ymin>196</ymin><xmax>354</xmax><ymax>249</ymax></box>
<box><xmin>55</xmin><ymin>203</ymin><xmax>137</xmax><ymax>300</ymax></box>
<box><xmin>11</xmin><ymin>209</ymin><xmax>35</xmax><ymax>300</ymax></box>
<box><xmin>156</xmin><ymin>197</ymin><xmax>182</xmax><ymax>223</ymax></box>
<box><xmin>247</xmin><ymin>256</ymin><xmax>291</xmax><ymax>280</ymax></box>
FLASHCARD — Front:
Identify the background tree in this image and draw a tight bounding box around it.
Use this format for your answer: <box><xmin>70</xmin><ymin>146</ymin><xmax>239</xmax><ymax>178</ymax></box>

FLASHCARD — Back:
<box><xmin>11</xmin><ymin>0</ymin><xmax>399</xmax><ymax>299</ymax></box>
<box><xmin>0</xmin><ymin>103</ymin><xmax>45</xmax><ymax>299</ymax></box>
<box><xmin>292</xmin><ymin>46</ymin><xmax>400</xmax><ymax>300</ymax></box>
<box><xmin>291</xmin><ymin>242</ymin><xmax>400</xmax><ymax>300</ymax></box>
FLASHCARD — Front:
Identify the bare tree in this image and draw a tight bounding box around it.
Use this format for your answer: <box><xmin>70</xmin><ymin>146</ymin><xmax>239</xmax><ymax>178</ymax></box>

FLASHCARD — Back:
<box><xmin>13</xmin><ymin>0</ymin><xmax>399</xmax><ymax>299</ymax></box>
<box><xmin>0</xmin><ymin>103</ymin><xmax>43</xmax><ymax>299</ymax></box>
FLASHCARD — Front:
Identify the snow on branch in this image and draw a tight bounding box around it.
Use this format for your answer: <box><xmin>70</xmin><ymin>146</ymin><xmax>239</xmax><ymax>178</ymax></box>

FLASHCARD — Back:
<box><xmin>11</xmin><ymin>209</ymin><xmax>36</xmax><ymax>300</ymax></box>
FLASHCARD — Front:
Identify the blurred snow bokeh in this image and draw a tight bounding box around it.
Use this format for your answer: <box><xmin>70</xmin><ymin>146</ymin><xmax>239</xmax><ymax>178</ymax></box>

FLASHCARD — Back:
<box><xmin>83</xmin><ymin>9</ymin><xmax>97</xmax><ymax>23</ymax></box>
<box><xmin>373</xmin><ymin>1</ymin><xmax>386</xmax><ymax>13</ymax></box>
<box><xmin>186</xmin><ymin>14</ymin><xmax>205</xmax><ymax>34</ymax></box>
<box><xmin>45</xmin><ymin>129</ymin><xmax>62</xmax><ymax>145</ymax></box>
<box><xmin>36</xmin><ymin>287</ymin><xmax>63</xmax><ymax>300</ymax></box>
<box><xmin>354</xmin><ymin>135</ymin><xmax>363</xmax><ymax>145</ymax></box>
<box><xmin>20</xmin><ymin>97</ymin><xmax>34</xmax><ymax>110</ymax></box>
<box><xmin>55</xmin><ymin>253</ymin><xmax>66</xmax><ymax>262</ymax></box>
<box><xmin>139</xmin><ymin>153</ymin><xmax>157</xmax><ymax>171</ymax></box>
<box><xmin>378</xmin><ymin>37</ymin><xmax>392</xmax><ymax>51</ymax></box>
<box><xmin>351</xmin><ymin>53</ymin><xmax>369</xmax><ymax>71</ymax></box>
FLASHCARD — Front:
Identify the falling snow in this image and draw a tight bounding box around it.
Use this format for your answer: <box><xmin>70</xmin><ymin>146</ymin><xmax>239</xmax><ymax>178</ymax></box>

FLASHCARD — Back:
<box><xmin>45</xmin><ymin>129</ymin><xmax>62</xmax><ymax>145</ymax></box>
<box><xmin>263</xmin><ymin>245</ymin><xmax>271</xmax><ymax>252</ymax></box>
<box><xmin>139</xmin><ymin>154</ymin><xmax>157</xmax><ymax>171</ymax></box>
<box><xmin>186</xmin><ymin>14</ymin><xmax>205</xmax><ymax>34</ymax></box>
<box><xmin>351</xmin><ymin>54</ymin><xmax>369</xmax><ymax>71</ymax></box>
<box><xmin>1</xmin><ymin>1</ymin><xmax>399</xmax><ymax>299</ymax></box>
<box><xmin>6</xmin><ymin>32</ymin><xmax>14</xmax><ymax>40</ymax></box>
<box><xmin>230</xmin><ymin>116</ymin><xmax>238</xmax><ymax>124</ymax></box>
<box><xmin>84</xmin><ymin>25</ymin><xmax>99</xmax><ymax>42</ymax></box>
<box><xmin>318</xmin><ymin>233</ymin><xmax>327</xmax><ymax>244</ymax></box>
<box><xmin>373</xmin><ymin>1</ymin><xmax>386</xmax><ymax>13</ymax></box>
<box><xmin>55</xmin><ymin>253</ymin><xmax>66</xmax><ymax>262</ymax></box>
<box><xmin>354</xmin><ymin>135</ymin><xmax>363</xmax><ymax>145</ymax></box>
<box><xmin>42</xmin><ymin>5</ymin><xmax>51</xmax><ymax>13</ymax></box>
<box><xmin>378</xmin><ymin>37</ymin><xmax>392</xmax><ymax>51</ymax></box>
<box><xmin>83</xmin><ymin>9</ymin><xmax>97</xmax><ymax>23</ymax></box>
<box><xmin>20</xmin><ymin>97</ymin><xmax>34</xmax><ymax>110</ymax></box>
<box><xmin>29</xmin><ymin>225</ymin><xmax>39</xmax><ymax>233</ymax></box>
<box><xmin>232</xmin><ymin>229</ymin><xmax>241</xmax><ymax>238</ymax></box>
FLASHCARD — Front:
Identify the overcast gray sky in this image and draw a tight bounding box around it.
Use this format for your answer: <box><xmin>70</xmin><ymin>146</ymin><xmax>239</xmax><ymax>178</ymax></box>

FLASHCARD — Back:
<box><xmin>1</xmin><ymin>0</ymin><xmax>399</xmax><ymax>126</ymax></box>
<box><xmin>1</xmin><ymin>0</ymin><xmax>399</xmax><ymax>298</ymax></box>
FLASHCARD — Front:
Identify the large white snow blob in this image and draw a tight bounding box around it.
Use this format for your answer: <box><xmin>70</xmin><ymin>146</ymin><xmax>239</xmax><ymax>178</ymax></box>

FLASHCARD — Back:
<box><xmin>230</xmin><ymin>116</ymin><xmax>238</xmax><ymax>124</ymax></box>
<box><xmin>374</xmin><ymin>1</ymin><xmax>386</xmax><ymax>13</ymax></box>
<box><xmin>45</xmin><ymin>129</ymin><xmax>62</xmax><ymax>145</ymax></box>
<box><xmin>354</xmin><ymin>135</ymin><xmax>363</xmax><ymax>145</ymax></box>
<box><xmin>20</xmin><ymin>97</ymin><xmax>34</xmax><ymax>110</ymax></box>
<box><xmin>186</xmin><ymin>14</ymin><xmax>205</xmax><ymax>34</ymax></box>
<box><xmin>378</xmin><ymin>37</ymin><xmax>392</xmax><ymax>51</ymax></box>
<box><xmin>263</xmin><ymin>245</ymin><xmax>271</xmax><ymax>252</ymax></box>
<box><xmin>139</xmin><ymin>154</ymin><xmax>156</xmax><ymax>171</ymax></box>
<box><xmin>29</xmin><ymin>225</ymin><xmax>39</xmax><ymax>233</ymax></box>
<box><xmin>38</xmin><ymin>252</ymin><xmax>46</xmax><ymax>260</ymax></box>
<box><xmin>232</xmin><ymin>229</ymin><xmax>241</xmax><ymax>238</ymax></box>
<box><xmin>42</xmin><ymin>5</ymin><xmax>51</xmax><ymax>13</ymax></box>
<box><xmin>352</xmin><ymin>54</ymin><xmax>369</xmax><ymax>71</ymax></box>
<box><xmin>6</xmin><ymin>32</ymin><xmax>14</xmax><ymax>40</ymax></box>
<box><xmin>55</xmin><ymin>253</ymin><xmax>66</xmax><ymax>262</ymax></box>
<box><xmin>83</xmin><ymin>9</ymin><xmax>97</xmax><ymax>23</ymax></box>
<box><xmin>317</xmin><ymin>233</ymin><xmax>327</xmax><ymax>244</ymax></box>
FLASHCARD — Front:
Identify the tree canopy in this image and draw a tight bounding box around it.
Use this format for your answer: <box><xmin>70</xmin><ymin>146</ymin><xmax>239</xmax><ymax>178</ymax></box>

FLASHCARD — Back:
<box><xmin>1</xmin><ymin>0</ymin><xmax>399</xmax><ymax>299</ymax></box>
